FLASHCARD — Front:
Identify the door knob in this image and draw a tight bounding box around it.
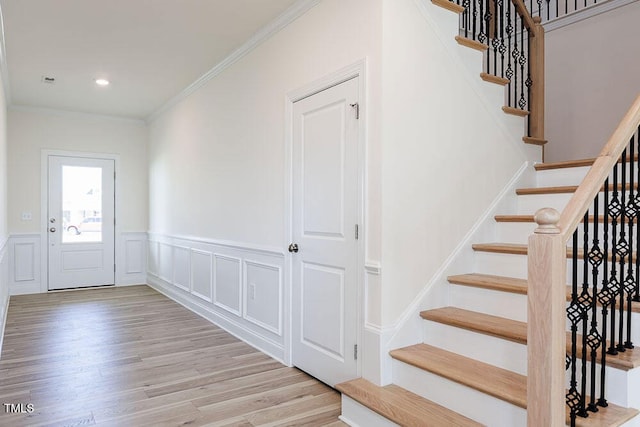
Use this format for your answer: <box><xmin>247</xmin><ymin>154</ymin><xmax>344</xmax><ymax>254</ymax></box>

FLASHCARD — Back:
<box><xmin>288</xmin><ymin>243</ymin><xmax>299</xmax><ymax>253</ymax></box>
<box><xmin>49</xmin><ymin>227</ymin><xmax>56</xmax><ymax>233</ymax></box>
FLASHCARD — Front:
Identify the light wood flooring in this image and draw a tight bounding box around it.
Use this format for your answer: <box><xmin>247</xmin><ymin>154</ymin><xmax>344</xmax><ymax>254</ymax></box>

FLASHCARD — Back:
<box><xmin>0</xmin><ymin>285</ymin><xmax>347</xmax><ymax>427</ymax></box>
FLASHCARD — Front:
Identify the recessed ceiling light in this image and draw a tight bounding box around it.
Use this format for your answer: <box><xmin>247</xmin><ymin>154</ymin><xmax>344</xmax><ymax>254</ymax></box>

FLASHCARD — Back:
<box><xmin>95</xmin><ymin>78</ymin><xmax>110</xmax><ymax>87</ymax></box>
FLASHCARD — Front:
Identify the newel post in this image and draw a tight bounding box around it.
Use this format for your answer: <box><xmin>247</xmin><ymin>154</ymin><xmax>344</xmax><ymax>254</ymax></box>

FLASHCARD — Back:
<box><xmin>527</xmin><ymin>208</ymin><xmax>566</xmax><ymax>426</ymax></box>
<box><xmin>529</xmin><ymin>16</ymin><xmax>545</xmax><ymax>142</ymax></box>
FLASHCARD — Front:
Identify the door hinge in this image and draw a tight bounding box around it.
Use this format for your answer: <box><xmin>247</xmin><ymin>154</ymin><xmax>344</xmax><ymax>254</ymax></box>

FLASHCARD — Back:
<box><xmin>354</xmin><ymin>344</ymin><xmax>358</xmax><ymax>360</ymax></box>
<box><xmin>355</xmin><ymin>224</ymin><xmax>359</xmax><ymax>240</ymax></box>
<box><xmin>350</xmin><ymin>102</ymin><xmax>359</xmax><ymax>120</ymax></box>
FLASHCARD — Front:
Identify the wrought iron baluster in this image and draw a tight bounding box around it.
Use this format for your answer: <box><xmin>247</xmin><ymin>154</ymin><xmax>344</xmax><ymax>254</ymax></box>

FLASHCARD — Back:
<box><xmin>498</xmin><ymin>0</ymin><xmax>506</xmax><ymax>78</ymax></box>
<box><xmin>567</xmin><ymin>230</ymin><xmax>582</xmax><ymax>427</ymax></box>
<box><xmin>463</xmin><ymin>0</ymin><xmax>470</xmax><ymax>38</ymax></box>
<box><xmin>608</xmin><ymin>162</ymin><xmax>621</xmax><ymax>355</ymax></box>
<box><xmin>625</xmin><ymin>140</ymin><xmax>636</xmax><ymax>349</ymax></box>
<box><xmin>636</xmin><ymin>127</ymin><xmax>640</xmax><ymax>303</ymax></box>
<box><xmin>518</xmin><ymin>17</ymin><xmax>527</xmax><ymax>110</ymax></box>
<box><xmin>618</xmin><ymin>149</ymin><xmax>629</xmax><ymax>353</ymax></box>
<box><xmin>491</xmin><ymin>0</ymin><xmax>499</xmax><ymax>75</ymax></box>
<box><xmin>479</xmin><ymin>0</ymin><xmax>486</xmax><ymax>43</ymax></box>
<box><xmin>512</xmin><ymin>13</ymin><xmax>519</xmax><ymax>109</ymax></box>
<box><xmin>598</xmin><ymin>178</ymin><xmax>611</xmax><ymax>408</ymax></box>
<box><xmin>578</xmin><ymin>212</ymin><xmax>590</xmax><ymax>418</ymax></box>
<box><xmin>505</xmin><ymin>1</ymin><xmax>513</xmax><ymax>106</ymax></box>
<box><xmin>587</xmin><ymin>202</ymin><xmax>603</xmax><ymax>413</ymax></box>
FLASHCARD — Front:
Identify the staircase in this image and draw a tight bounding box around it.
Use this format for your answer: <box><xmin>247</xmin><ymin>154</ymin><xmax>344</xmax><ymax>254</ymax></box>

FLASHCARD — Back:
<box><xmin>338</xmin><ymin>156</ymin><xmax>640</xmax><ymax>426</ymax></box>
<box><xmin>336</xmin><ymin>0</ymin><xmax>640</xmax><ymax>425</ymax></box>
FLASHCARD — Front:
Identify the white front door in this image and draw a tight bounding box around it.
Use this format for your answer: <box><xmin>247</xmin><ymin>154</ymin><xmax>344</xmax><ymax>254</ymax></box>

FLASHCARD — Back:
<box><xmin>291</xmin><ymin>77</ymin><xmax>360</xmax><ymax>386</ymax></box>
<box><xmin>47</xmin><ymin>155</ymin><xmax>115</xmax><ymax>290</ymax></box>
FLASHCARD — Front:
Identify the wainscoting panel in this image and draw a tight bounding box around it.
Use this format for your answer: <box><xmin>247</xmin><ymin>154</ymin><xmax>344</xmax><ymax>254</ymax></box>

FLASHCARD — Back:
<box><xmin>244</xmin><ymin>260</ymin><xmax>282</xmax><ymax>336</ymax></box>
<box><xmin>8</xmin><ymin>234</ymin><xmax>41</xmax><ymax>295</ymax></box>
<box><xmin>191</xmin><ymin>249</ymin><xmax>212</xmax><ymax>302</ymax></box>
<box><xmin>213</xmin><ymin>254</ymin><xmax>242</xmax><ymax>316</ymax></box>
<box><xmin>158</xmin><ymin>243</ymin><xmax>174</xmax><ymax>284</ymax></box>
<box><xmin>146</xmin><ymin>233</ymin><xmax>286</xmax><ymax>361</ymax></box>
<box><xmin>117</xmin><ymin>232</ymin><xmax>148</xmax><ymax>286</ymax></box>
<box><xmin>0</xmin><ymin>239</ymin><xmax>9</xmax><ymax>353</ymax></box>
<box><xmin>173</xmin><ymin>246</ymin><xmax>191</xmax><ymax>292</ymax></box>
<box><xmin>148</xmin><ymin>240</ymin><xmax>159</xmax><ymax>277</ymax></box>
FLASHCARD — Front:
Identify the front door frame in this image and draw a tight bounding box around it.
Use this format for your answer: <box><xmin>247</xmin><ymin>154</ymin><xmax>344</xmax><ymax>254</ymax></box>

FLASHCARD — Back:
<box><xmin>40</xmin><ymin>149</ymin><xmax>121</xmax><ymax>292</ymax></box>
<box><xmin>284</xmin><ymin>59</ymin><xmax>367</xmax><ymax>375</ymax></box>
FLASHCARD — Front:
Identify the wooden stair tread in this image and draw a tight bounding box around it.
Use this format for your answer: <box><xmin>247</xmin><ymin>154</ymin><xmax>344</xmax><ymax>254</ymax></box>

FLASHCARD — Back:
<box><xmin>448</xmin><ymin>273</ymin><xmax>528</xmax><ymax>294</ymax></box>
<box><xmin>455</xmin><ymin>35</ymin><xmax>488</xmax><ymax>52</ymax></box>
<box><xmin>494</xmin><ymin>214</ymin><xmax>615</xmax><ymax>223</ymax></box>
<box><xmin>523</xmin><ymin>136</ymin><xmax>548</xmax><ymax>146</ymax></box>
<box><xmin>535</xmin><ymin>158</ymin><xmax>597</xmax><ymax>170</ymax></box>
<box><xmin>335</xmin><ymin>378</ymin><xmax>482</xmax><ymax>427</ymax></box>
<box><xmin>516</xmin><ymin>183</ymin><xmax>637</xmax><ymax>195</ymax></box>
<box><xmin>421</xmin><ymin>307</ymin><xmax>527</xmax><ymax>344</ymax></box>
<box><xmin>535</xmin><ymin>154</ymin><xmax>639</xmax><ymax>171</ymax></box>
<box><xmin>431</xmin><ymin>0</ymin><xmax>466</xmax><ymax>14</ymax></box>
<box><xmin>574</xmin><ymin>404</ymin><xmax>639</xmax><ymax>427</ymax></box>
<box><xmin>389</xmin><ymin>345</ymin><xmax>639</xmax><ymax>425</ymax></box>
<box><xmin>472</xmin><ymin>242</ymin><xmax>637</xmax><ymax>263</ymax></box>
<box><xmin>502</xmin><ymin>106</ymin><xmax>529</xmax><ymax>117</ymax></box>
<box><xmin>480</xmin><ymin>72</ymin><xmax>509</xmax><ymax>86</ymax></box>
<box><xmin>390</xmin><ymin>343</ymin><xmax>527</xmax><ymax>408</ymax></box>
<box><xmin>421</xmin><ymin>306</ymin><xmax>640</xmax><ymax>370</ymax></box>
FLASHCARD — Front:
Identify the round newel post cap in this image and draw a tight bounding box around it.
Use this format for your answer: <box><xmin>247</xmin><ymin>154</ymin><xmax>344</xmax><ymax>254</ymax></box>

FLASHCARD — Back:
<box><xmin>533</xmin><ymin>16</ymin><xmax>542</xmax><ymax>24</ymax></box>
<box><xmin>534</xmin><ymin>208</ymin><xmax>561</xmax><ymax>234</ymax></box>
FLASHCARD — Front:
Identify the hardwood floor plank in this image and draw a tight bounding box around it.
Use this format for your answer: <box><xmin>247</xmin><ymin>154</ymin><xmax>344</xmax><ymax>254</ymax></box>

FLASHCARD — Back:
<box><xmin>0</xmin><ymin>285</ymin><xmax>344</xmax><ymax>426</ymax></box>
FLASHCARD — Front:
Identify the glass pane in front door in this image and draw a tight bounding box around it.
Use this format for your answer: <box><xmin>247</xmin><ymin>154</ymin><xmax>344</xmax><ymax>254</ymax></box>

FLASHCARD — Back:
<box><xmin>61</xmin><ymin>166</ymin><xmax>103</xmax><ymax>243</ymax></box>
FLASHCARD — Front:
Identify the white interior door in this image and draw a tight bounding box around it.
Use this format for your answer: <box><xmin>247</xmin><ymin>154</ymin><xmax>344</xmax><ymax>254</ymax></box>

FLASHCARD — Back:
<box><xmin>48</xmin><ymin>155</ymin><xmax>115</xmax><ymax>290</ymax></box>
<box><xmin>291</xmin><ymin>77</ymin><xmax>360</xmax><ymax>386</ymax></box>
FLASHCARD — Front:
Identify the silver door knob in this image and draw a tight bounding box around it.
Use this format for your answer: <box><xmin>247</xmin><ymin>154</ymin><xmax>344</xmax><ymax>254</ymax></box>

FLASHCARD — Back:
<box><xmin>288</xmin><ymin>243</ymin><xmax>299</xmax><ymax>253</ymax></box>
<box><xmin>49</xmin><ymin>227</ymin><xmax>56</xmax><ymax>232</ymax></box>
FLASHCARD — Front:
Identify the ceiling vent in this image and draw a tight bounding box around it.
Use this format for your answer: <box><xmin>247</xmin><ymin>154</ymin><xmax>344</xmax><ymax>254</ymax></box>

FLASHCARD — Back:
<box><xmin>41</xmin><ymin>76</ymin><xmax>56</xmax><ymax>84</ymax></box>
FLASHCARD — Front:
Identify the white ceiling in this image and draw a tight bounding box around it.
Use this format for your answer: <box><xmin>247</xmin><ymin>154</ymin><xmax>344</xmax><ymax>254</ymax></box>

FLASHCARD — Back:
<box><xmin>0</xmin><ymin>0</ymin><xmax>301</xmax><ymax>120</ymax></box>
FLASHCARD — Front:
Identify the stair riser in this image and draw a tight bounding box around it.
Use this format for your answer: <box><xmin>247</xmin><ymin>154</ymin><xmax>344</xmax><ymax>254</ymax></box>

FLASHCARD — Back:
<box><xmin>449</xmin><ymin>282</ymin><xmax>640</xmax><ymax>343</ymax></box>
<box><xmin>340</xmin><ymin>396</ymin><xmax>399</xmax><ymax>427</ymax></box>
<box><xmin>495</xmin><ymin>221</ymin><xmax>537</xmax><ymax>243</ymax></box>
<box><xmin>536</xmin><ymin>166</ymin><xmax>591</xmax><ymax>187</ymax></box>
<box><xmin>496</xmin><ymin>220</ymin><xmax>638</xmax><ymax>248</ymax></box>
<box><xmin>423</xmin><ymin>319</ymin><xmax>527</xmax><ymax>374</ymax></box>
<box><xmin>536</xmin><ymin>164</ymin><xmax>640</xmax><ymax>188</ymax></box>
<box><xmin>474</xmin><ymin>251</ymin><xmax>618</xmax><ymax>283</ymax></box>
<box><xmin>392</xmin><ymin>360</ymin><xmax>527</xmax><ymax>427</ymax></box>
<box><xmin>517</xmin><ymin>190</ymin><xmax>639</xmax><ymax>216</ymax></box>
<box><xmin>449</xmin><ymin>283</ymin><xmax>527</xmax><ymax>321</ymax></box>
<box><xmin>568</xmin><ymin>359</ymin><xmax>640</xmax><ymax>409</ymax></box>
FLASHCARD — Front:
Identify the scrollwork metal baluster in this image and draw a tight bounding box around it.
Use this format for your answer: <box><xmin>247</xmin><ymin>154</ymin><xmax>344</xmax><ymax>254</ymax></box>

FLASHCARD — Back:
<box><xmin>587</xmin><ymin>201</ymin><xmax>603</xmax><ymax>413</ymax></box>
<box><xmin>578</xmin><ymin>212</ymin><xmax>590</xmax><ymax>418</ymax></box>
<box><xmin>598</xmin><ymin>178</ymin><xmax>611</xmax><ymax>408</ymax></box>
<box><xmin>608</xmin><ymin>162</ymin><xmax>621</xmax><ymax>355</ymax></box>
<box><xmin>625</xmin><ymin>140</ymin><xmax>636</xmax><ymax>349</ymax></box>
<box><xmin>567</xmin><ymin>230</ymin><xmax>582</xmax><ymax>427</ymax></box>
<box><xmin>618</xmin><ymin>149</ymin><xmax>629</xmax><ymax>353</ymax></box>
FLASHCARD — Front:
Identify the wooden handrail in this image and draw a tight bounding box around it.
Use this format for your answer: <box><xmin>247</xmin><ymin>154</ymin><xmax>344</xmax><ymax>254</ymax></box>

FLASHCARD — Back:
<box><xmin>511</xmin><ymin>0</ymin><xmax>538</xmax><ymax>31</ymax></box>
<box><xmin>557</xmin><ymin>93</ymin><xmax>640</xmax><ymax>242</ymax></box>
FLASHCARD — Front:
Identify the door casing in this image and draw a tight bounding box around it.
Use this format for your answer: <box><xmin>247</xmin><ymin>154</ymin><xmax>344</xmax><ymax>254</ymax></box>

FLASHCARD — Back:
<box><xmin>40</xmin><ymin>150</ymin><xmax>121</xmax><ymax>292</ymax></box>
<box><xmin>284</xmin><ymin>60</ymin><xmax>367</xmax><ymax>372</ymax></box>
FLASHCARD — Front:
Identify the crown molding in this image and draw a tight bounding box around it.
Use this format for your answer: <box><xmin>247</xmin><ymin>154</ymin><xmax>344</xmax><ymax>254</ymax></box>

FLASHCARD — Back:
<box><xmin>146</xmin><ymin>0</ymin><xmax>322</xmax><ymax>124</ymax></box>
<box><xmin>9</xmin><ymin>104</ymin><xmax>146</xmax><ymax>125</ymax></box>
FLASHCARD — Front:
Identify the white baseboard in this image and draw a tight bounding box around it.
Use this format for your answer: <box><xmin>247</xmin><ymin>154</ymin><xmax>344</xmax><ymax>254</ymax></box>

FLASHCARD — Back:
<box><xmin>148</xmin><ymin>275</ymin><xmax>285</xmax><ymax>363</ymax></box>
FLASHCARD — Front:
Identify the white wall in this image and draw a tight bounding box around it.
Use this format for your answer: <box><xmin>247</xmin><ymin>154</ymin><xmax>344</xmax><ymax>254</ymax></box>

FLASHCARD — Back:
<box><xmin>545</xmin><ymin>1</ymin><xmax>640</xmax><ymax>161</ymax></box>
<box><xmin>6</xmin><ymin>108</ymin><xmax>148</xmax><ymax>294</ymax></box>
<box><xmin>379</xmin><ymin>0</ymin><xmax>533</xmax><ymax>325</ymax></box>
<box><xmin>148</xmin><ymin>0</ymin><xmax>383</xmax><ymax>365</ymax></box>
<box><xmin>8</xmin><ymin>108</ymin><xmax>148</xmax><ymax>233</ymax></box>
<box><xmin>0</xmin><ymin>75</ymin><xmax>8</xmax><ymax>352</ymax></box>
